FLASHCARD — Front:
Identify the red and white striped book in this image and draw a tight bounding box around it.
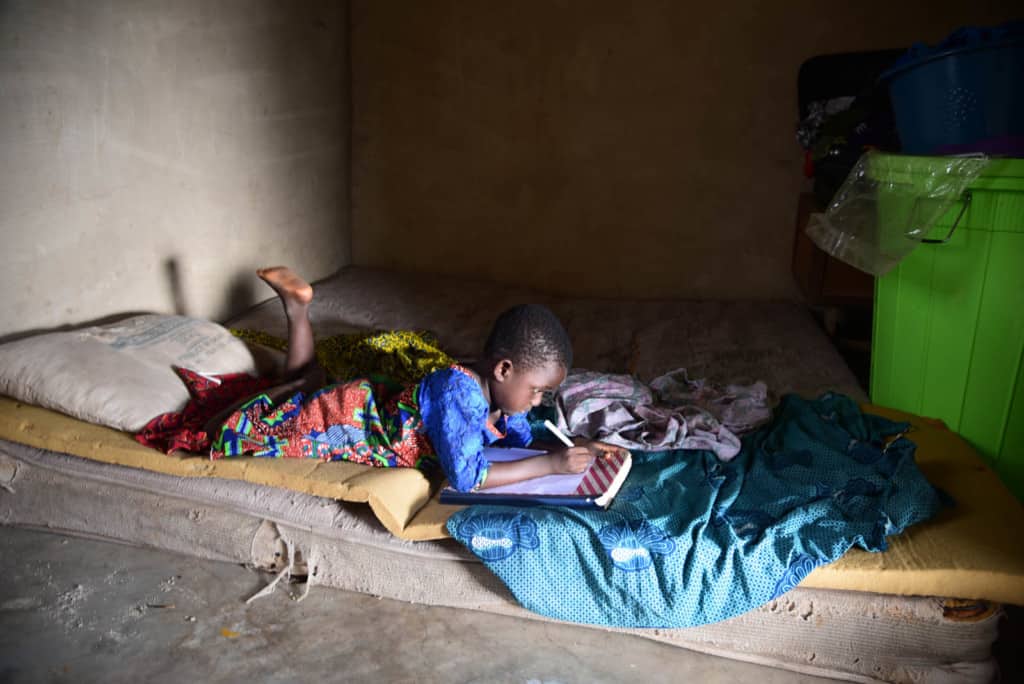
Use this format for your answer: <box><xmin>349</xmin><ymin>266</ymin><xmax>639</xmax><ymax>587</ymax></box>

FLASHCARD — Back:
<box><xmin>574</xmin><ymin>450</ymin><xmax>632</xmax><ymax>507</ymax></box>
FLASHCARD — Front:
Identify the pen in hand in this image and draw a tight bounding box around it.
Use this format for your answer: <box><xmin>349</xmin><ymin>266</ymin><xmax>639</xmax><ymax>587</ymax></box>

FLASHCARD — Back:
<box><xmin>544</xmin><ymin>419</ymin><xmax>617</xmax><ymax>462</ymax></box>
<box><xmin>543</xmin><ymin>419</ymin><xmax>575</xmax><ymax>447</ymax></box>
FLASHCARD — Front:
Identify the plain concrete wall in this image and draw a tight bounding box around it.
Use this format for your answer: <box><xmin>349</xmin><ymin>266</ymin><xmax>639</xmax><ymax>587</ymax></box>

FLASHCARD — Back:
<box><xmin>351</xmin><ymin>0</ymin><xmax>1016</xmax><ymax>300</ymax></box>
<box><xmin>0</xmin><ymin>0</ymin><xmax>349</xmax><ymax>338</ymax></box>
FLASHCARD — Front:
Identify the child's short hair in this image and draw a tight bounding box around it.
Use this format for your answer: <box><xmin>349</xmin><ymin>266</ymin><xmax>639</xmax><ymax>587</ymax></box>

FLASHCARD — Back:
<box><xmin>484</xmin><ymin>304</ymin><xmax>572</xmax><ymax>371</ymax></box>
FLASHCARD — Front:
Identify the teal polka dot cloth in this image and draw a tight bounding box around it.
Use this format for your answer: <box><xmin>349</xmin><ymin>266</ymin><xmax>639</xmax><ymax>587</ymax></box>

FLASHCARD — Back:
<box><xmin>447</xmin><ymin>393</ymin><xmax>945</xmax><ymax>628</ymax></box>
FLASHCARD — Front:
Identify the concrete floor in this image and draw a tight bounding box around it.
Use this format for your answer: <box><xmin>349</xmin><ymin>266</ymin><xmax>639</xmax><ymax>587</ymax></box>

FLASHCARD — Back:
<box><xmin>0</xmin><ymin>527</ymin><xmax>840</xmax><ymax>684</ymax></box>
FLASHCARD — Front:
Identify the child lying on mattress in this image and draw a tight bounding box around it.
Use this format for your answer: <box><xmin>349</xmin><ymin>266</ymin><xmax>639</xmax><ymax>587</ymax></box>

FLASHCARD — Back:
<box><xmin>207</xmin><ymin>267</ymin><xmax>623</xmax><ymax>492</ymax></box>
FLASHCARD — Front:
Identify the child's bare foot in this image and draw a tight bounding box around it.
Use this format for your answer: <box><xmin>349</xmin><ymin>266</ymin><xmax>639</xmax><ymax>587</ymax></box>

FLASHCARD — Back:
<box><xmin>258</xmin><ymin>267</ymin><xmax>317</xmax><ymax>374</ymax></box>
<box><xmin>257</xmin><ymin>266</ymin><xmax>313</xmax><ymax>306</ymax></box>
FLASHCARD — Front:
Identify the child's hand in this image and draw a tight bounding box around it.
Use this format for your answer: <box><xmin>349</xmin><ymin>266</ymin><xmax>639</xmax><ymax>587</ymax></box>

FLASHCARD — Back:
<box><xmin>548</xmin><ymin>446</ymin><xmax>595</xmax><ymax>474</ymax></box>
<box><xmin>574</xmin><ymin>438</ymin><xmax>628</xmax><ymax>460</ymax></box>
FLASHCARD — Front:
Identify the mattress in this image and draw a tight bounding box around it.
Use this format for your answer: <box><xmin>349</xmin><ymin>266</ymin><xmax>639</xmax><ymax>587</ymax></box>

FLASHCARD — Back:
<box><xmin>0</xmin><ymin>438</ymin><xmax>1002</xmax><ymax>683</ymax></box>
<box><xmin>229</xmin><ymin>267</ymin><xmax>871</xmax><ymax>399</ymax></box>
<box><xmin>0</xmin><ymin>266</ymin><xmax>1018</xmax><ymax>682</ymax></box>
<box><xmin>4</xmin><ymin>393</ymin><xmax>1022</xmax><ymax>607</ymax></box>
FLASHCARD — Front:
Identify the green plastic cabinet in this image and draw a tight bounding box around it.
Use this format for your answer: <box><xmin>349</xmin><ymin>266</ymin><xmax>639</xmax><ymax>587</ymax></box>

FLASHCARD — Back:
<box><xmin>871</xmin><ymin>157</ymin><xmax>1024</xmax><ymax>499</ymax></box>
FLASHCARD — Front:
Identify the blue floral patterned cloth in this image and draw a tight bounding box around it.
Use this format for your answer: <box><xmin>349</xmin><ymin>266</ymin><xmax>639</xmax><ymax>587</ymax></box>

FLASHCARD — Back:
<box><xmin>447</xmin><ymin>393</ymin><xmax>945</xmax><ymax>628</ymax></box>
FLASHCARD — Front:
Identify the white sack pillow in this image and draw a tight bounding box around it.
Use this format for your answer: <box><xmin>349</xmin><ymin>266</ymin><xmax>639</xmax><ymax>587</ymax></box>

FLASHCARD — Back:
<box><xmin>0</xmin><ymin>314</ymin><xmax>258</xmax><ymax>432</ymax></box>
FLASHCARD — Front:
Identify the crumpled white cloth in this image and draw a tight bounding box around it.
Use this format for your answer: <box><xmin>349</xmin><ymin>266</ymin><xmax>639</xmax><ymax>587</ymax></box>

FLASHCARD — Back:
<box><xmin>551</xmin><ymin>369</ymin><xmax>772</xmax><ymax>462</ymax></box>
<box><xmin>649</xmin><ymin>368</ymin><xmax>772</xmax><ymax>435</ymax></box>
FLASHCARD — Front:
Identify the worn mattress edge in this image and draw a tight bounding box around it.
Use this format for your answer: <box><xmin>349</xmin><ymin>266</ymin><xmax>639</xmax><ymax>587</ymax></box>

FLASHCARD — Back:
<box><xmin>0</xmin><ymin>438</ymin><xmax>1001</xmax><ymax>684</ymax></box>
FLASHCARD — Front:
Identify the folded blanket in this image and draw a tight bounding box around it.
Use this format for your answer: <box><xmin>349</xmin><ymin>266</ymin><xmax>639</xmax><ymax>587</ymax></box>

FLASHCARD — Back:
<box><xmin>448</xmin><ymin>393</ymin><xmax>944</xmax><ymax>628</ymax></box>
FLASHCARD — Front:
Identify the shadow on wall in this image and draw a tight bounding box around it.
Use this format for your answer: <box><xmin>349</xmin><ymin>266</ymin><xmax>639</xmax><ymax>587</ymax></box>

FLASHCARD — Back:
<box><xmin>0</xmin><ymin>256</ymin><xmax>258</xmax><ymax>345</ymax></box>
<box><xmin>163</xmin><ymin>257</ymin><xmax>256</xmax><ymax>322</ymax></box>
<box><xmin>165</xmin><ymin>258</ymin><xmax>189</xmax><ymax>316</ymax></box>
<box><xmin>215</xmin><ymin>272</ymin><xmax>259</xmax><ymax>323</ymax></box>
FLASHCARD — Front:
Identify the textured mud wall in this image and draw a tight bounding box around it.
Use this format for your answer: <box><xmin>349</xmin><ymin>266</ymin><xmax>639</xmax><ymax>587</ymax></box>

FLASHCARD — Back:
<box><xmin>0</xmin><ymin>0</ymin><xmax>350</xmax><ymax>337</ymax></box>
<box><xmin>351</xmin><ymin>0</ymin><xmax>1015</xmax><ymax>299</ymax></box>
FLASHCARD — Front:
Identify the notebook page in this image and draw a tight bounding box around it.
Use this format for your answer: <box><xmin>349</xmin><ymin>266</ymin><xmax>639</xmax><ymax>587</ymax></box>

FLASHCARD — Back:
<box><xmin>480</xmin><ymin>447</ymin><xmax>586</xmax><ymax>496</ymax></box>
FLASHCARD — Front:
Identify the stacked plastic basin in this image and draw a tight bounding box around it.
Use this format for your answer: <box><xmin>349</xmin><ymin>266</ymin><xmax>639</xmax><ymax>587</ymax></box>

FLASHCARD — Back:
<box><xmin>881</xmin><ymin>23</ymin><xmax>1024</xmax><ymax>155</ymax></box>
<box><xmin>870</xmin><ymin>156</ymin><xmax>1024</xmax><ymax>499</ymax></box>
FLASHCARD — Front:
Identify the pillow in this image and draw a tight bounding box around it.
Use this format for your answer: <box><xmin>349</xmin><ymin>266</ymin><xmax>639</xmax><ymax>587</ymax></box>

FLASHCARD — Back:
<box><xmin>0</xmin><ymin>314</ymin><xmax>258</xmax><ymax>432</ymax></box>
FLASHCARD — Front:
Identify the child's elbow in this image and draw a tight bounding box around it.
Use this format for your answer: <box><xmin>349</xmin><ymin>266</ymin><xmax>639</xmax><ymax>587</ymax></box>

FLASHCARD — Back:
<box><xmin>448</xmin><ymin>466</ymin><xmax>487</xmax><ymax>493</ymax></box>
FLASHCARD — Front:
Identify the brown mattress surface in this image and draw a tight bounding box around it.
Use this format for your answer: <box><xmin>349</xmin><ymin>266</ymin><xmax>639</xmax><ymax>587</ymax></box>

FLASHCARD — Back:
<box><xmin>230</xmin><ymin>267</ymin><xmax>868</xmax><ymax>400</ymax></box>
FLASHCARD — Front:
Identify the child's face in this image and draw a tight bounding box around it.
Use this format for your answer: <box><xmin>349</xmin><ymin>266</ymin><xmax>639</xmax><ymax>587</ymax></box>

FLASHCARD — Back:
<box><xmin>491</xmin><ymin>359</ymin><xmax>566</xmax><ymax>416</ymax></box>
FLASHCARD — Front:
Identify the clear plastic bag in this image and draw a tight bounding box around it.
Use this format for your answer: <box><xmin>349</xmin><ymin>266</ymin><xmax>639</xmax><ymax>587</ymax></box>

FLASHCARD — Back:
<box><xmin>805</xmin><ymin>152</ymin><xmax>989</xmax><ymax>276</ymax></box>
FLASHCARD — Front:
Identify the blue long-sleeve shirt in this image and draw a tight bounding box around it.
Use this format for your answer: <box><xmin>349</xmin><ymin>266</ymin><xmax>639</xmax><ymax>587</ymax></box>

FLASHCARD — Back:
<box><xmin>417</xmin><ymin>366</ymin><xmax>532</xmax><ymax>491</ymax></box>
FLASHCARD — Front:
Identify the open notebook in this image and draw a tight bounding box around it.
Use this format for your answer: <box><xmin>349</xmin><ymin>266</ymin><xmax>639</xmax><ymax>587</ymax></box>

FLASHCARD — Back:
<box><xmin>439</xmin><ymin>447</ymin><xmax>632</xmax><ymax>509</ymax></box>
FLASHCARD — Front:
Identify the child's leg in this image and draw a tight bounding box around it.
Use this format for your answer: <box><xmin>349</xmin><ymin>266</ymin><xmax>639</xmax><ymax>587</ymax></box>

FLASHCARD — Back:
<box><xmin>257</xmin><ymin>266</ymin><xmax>318</xmax><ymax>379</ymax></box>
<box><xmin>203</xmin><ymin>267</ymin><xmax>321</xmax><ymax>439</ymax></box>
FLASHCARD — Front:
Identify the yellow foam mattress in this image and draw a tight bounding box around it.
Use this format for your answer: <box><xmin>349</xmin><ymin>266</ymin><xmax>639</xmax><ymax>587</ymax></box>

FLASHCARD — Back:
<box><xmin>1</xmin><ymin>396</ymin><xmax>1022</xmax><ymax>605</ymax></box>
